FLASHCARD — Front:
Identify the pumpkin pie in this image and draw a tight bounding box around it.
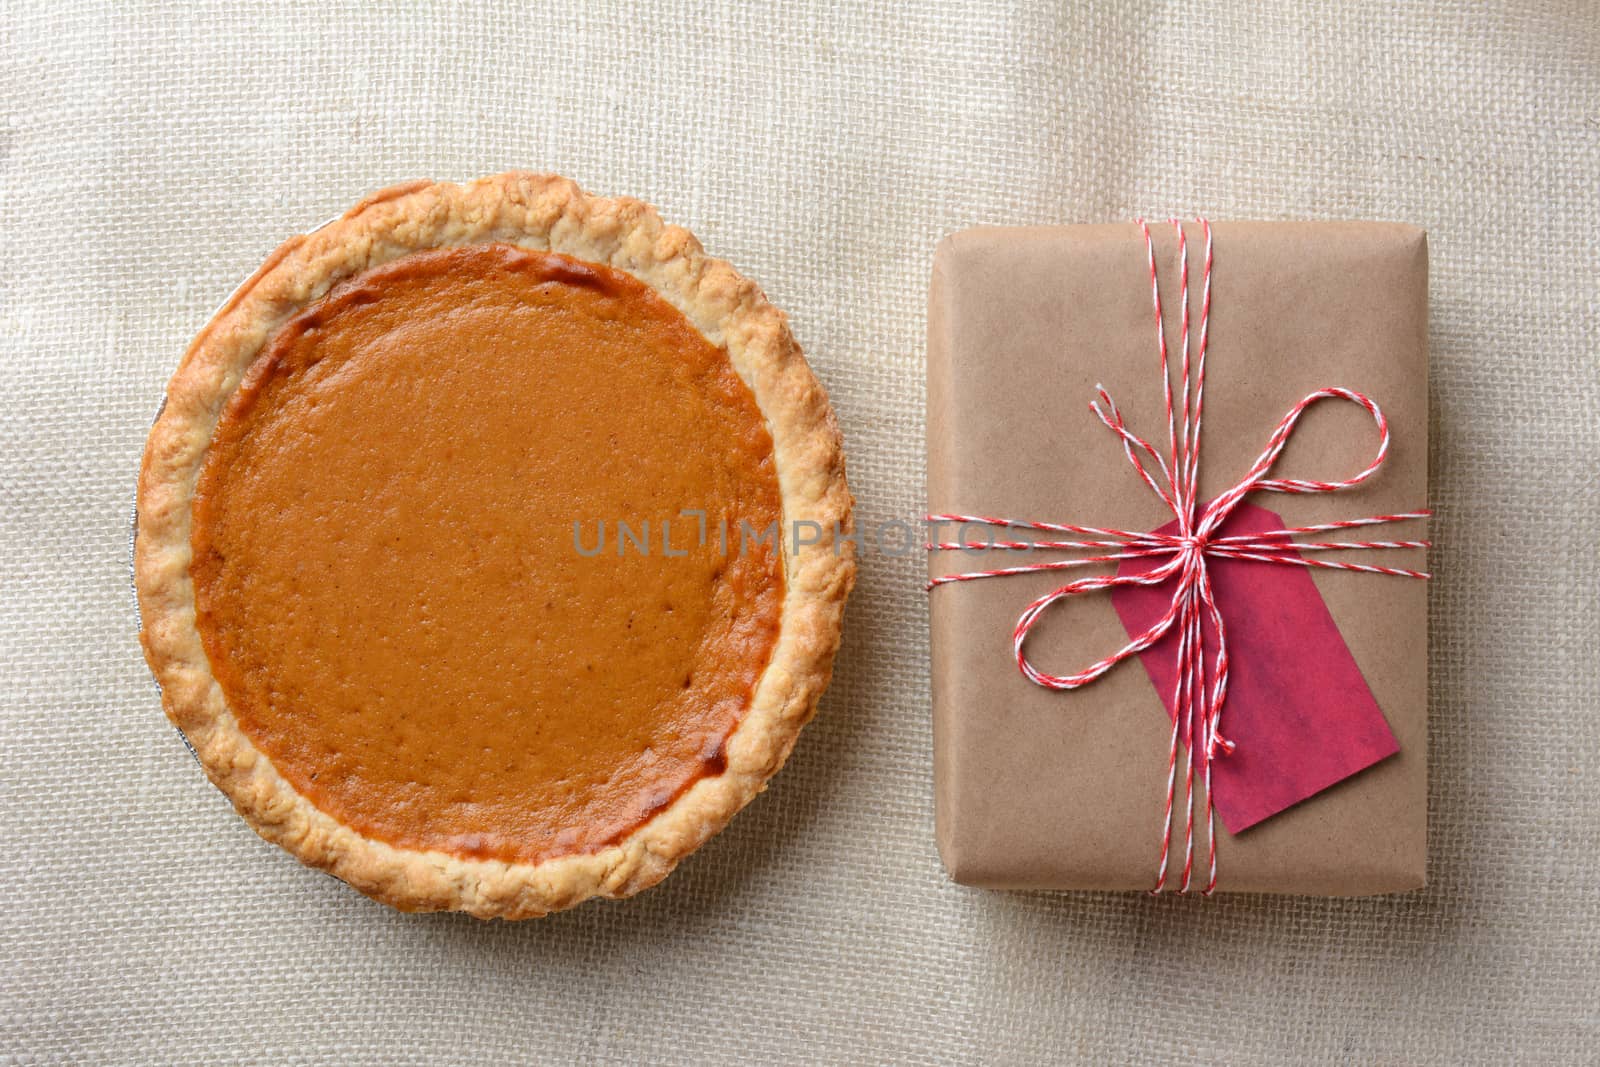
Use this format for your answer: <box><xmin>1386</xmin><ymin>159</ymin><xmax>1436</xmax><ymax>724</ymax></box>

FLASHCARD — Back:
<box><xmin>134</xmin><ymin>174</ymin><xmax>854</xmax><ymax>918</ymax></box>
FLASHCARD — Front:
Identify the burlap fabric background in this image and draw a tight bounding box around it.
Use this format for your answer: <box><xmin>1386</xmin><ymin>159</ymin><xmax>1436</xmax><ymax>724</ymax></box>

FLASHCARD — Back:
<box><xmin>4</xmin><ymin>2</ymin><xmax>1597</xmax><ymax>1063</ymax></box>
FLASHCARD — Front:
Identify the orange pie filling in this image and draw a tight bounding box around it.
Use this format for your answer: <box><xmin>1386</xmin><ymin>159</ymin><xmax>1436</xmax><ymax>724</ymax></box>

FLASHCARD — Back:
<box><xmin>190</xmin><ymin>244</ymin><xmax>785</xmax><ymax>865</ymax></box>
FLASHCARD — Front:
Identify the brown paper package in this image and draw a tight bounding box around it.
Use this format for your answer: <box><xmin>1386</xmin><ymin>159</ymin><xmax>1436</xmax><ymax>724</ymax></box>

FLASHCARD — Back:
<box><xmin>927</xmin><ymin>222</ymin><xmax>1429</xmax><ymax>895</ymax></box>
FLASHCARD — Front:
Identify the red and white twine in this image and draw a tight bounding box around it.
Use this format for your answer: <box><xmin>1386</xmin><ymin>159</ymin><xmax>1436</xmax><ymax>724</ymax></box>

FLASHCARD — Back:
<box><xmin>926</xmin><ymin>218</ymin><xmax>1430</xmax><ymax>896</ymax></box>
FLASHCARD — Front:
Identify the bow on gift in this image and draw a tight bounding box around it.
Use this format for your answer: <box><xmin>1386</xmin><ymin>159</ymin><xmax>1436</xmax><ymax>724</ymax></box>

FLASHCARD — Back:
<box><xmin>926</xmin><ymin>219</ymin><xmax>1430</xmax><ymax>895</ymax></box>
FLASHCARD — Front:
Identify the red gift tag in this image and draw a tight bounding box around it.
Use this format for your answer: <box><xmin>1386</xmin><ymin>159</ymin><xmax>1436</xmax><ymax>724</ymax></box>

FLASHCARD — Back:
<box><xmin>1109</xmin><ymin>502</ymin><xmax>1399</xmax><ymax>833</ymax></box>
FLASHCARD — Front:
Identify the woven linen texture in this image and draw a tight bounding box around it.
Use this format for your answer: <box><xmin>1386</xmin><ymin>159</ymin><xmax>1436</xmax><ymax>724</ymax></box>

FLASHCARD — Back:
<box><xmin>3</xmin><ymin>2</ymin><xmax>1597</xmax><ymax>1062</ymax></box>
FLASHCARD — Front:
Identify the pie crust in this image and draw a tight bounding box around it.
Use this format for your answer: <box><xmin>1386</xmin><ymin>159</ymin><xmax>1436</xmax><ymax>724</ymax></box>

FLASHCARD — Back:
<box><xmin>135</xmin><ymin>173</ymin><xmax>855</xmax><ymax>918</ymax></box>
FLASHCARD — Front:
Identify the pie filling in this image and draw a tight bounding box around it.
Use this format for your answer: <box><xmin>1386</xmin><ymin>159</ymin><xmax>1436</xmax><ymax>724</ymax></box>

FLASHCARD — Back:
<box><xmin>190</xmin><ymin>244</ymin><xmax>785</xmax><ymax>865</ymax></box>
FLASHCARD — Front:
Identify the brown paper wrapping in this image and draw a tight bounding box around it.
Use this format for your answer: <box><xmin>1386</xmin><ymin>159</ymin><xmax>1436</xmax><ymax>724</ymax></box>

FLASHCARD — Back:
<box><xmin>927</xmin><ymin>222</ymin><xmax>1429</xmax><ymax>895</ymax></box>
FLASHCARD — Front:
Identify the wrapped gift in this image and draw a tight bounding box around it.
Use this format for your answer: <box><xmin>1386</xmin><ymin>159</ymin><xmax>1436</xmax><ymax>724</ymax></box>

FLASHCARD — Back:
<box><xmin>926</xmin><ymin>221</ymin><xmax>1429</xmax><ymax>895</ymax></box>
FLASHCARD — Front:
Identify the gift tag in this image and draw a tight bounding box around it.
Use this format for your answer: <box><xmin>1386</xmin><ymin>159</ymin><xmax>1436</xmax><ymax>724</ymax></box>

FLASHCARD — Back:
<box><xmin>1110</xmin><ymin>502</ymin><xmax>1400</xmax><ymax>833</ymax></box>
